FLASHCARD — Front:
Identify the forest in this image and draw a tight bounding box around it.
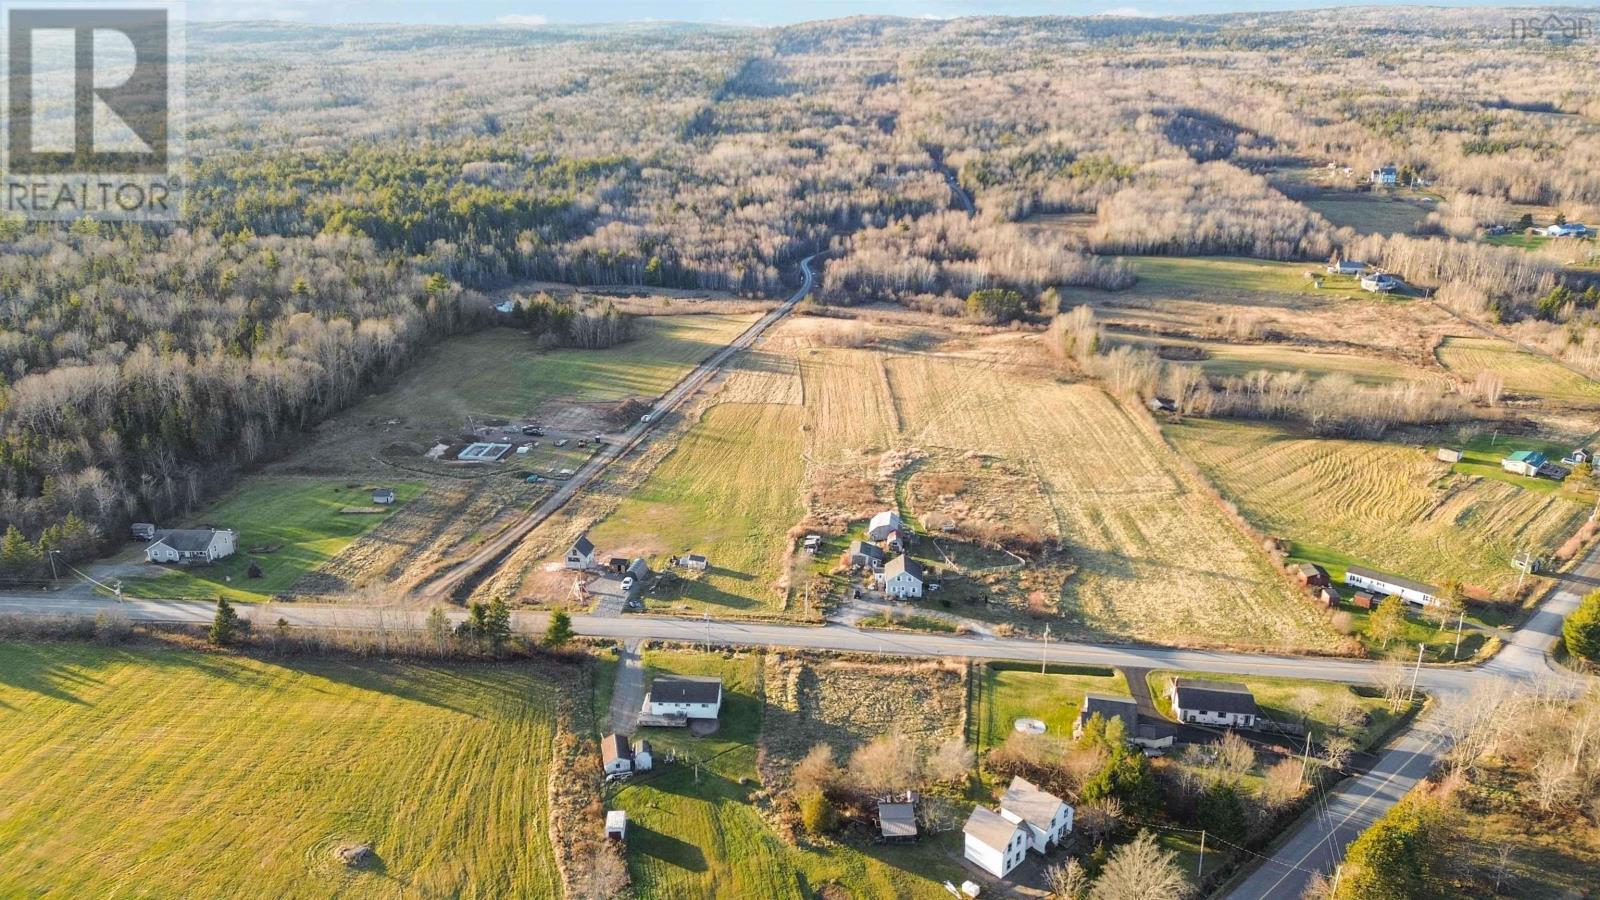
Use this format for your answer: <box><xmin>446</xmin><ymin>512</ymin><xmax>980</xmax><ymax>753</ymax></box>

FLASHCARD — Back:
<box><xmin>3</xmin><ymin>10</ymin><xmax>1599</xmax><ymax>574</ymax></box>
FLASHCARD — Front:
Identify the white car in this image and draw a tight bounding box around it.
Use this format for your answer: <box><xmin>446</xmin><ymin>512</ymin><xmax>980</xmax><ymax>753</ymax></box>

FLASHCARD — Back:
<box><xmin>640</xmin><ymin>413</ymin><xmax>654</xmax><ymax>424</ymax></box>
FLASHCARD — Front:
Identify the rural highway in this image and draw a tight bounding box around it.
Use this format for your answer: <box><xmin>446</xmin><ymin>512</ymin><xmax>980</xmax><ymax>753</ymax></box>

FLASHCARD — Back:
<box><xmin>414</xmin><ymin>253</ymin><xmax>821</xmax><ymax>602</ymax></box>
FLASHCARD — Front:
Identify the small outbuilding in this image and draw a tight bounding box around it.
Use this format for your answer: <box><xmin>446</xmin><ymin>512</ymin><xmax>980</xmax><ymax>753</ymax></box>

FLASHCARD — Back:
<box><xmin>1295</xmin><ymin>563</ymin><xmax>1330</xmax><ymax>588</ymax></box>
<box><xmin>878</xmin><ymin>801</ymin><xmax>918</xmax><ymax>841</ymax></box>
<box><xmin>1436</xmin><ymin>448</ymin><xmax>1463</xmax><ymax>463</ymax></box>
<box><xmin>681</xmin><ymin>554</ymin><xmax>708</xmax><ymax>572</ymax></box>
<box><xmin>1502</xmin><ymin>450</ymin><xmax>1547</xmax><ymax>478</ymax></box>
<box><xmin>1563</xmin><ymin>448</ymin><xmax>1591</xmax><ymax>466</ymax></box>
<box><xmin>605</xmin><ymin>810</ymin><xmax>627</xmax><ymax>840</ymax></box>
<box><xmin>371</xmin><ymin>488</ymin><xmax>396</xmax><ymax>505</ymax></box>
<box><xmin>845</xmin><ymin>540</ymin><xmax>886</xmax><ymax>570</ymax></box>
<box><xmin>1352</xmin><ymin>591</ymin><xmax>1375</xmax><ymax>610</ymax></box>
<box><xmin>868</xmin><ymin>509</ymin><xmax>902</xmax><ymax>541</ymax></box>
<box><xmin>1326</xmin><ymin>260</ymin><xmax>1365</xmax><ymax>276</ymax></box>
<box><xmin>601</xmin><ymin>733</ymin><xmax>634</xmax><ymax>776</ymax></box>
<box><xmin>130</xmin><ymin>522</ymin><xmax>156</xmax><ymax>541</ymax></box>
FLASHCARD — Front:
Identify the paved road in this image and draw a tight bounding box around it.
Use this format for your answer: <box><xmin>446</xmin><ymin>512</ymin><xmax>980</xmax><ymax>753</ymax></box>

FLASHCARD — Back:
<box><xmin>606</xmin><ymin>639</ymin><xmax>644</xmax><ymax>734</ymax></box>
<box><xmin>414</xmin><ymin>254</ymin><xmax>820</xmax><ymax>602</ymax></box>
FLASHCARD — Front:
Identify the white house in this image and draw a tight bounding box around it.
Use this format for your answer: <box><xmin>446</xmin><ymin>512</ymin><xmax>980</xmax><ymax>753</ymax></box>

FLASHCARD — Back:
<box><xmin>878</xmin><ymin>554</ymin><xmax>924</xmax><ymax>600</ymax></box>
<box><xmin>999</xmin><ymin>776</ymin><xmax>1073</xmax><ymax>854</ymax></box>
<box><xmin>1370</xmin><ymin>165</ymin><xmax>1399</xmax><ymax>186</ymax></box>
<box><xmin>643</xmin><ymin>675</ymin><xmax>722</xmax><ymax>720</ymax></box>
<box><xmin>371</xmin><ymin>488</ymin><xmax>396</xmax><ymax>505</ymax></box>
<box><xmin>867</xmin><ymin>509</ymin><xmax>902</xmax><ymax>541</ymax></box>
<box><xmin>605</xmin><ymin>810</ymin><xmax>627</xmax><ymax>840</ymax></box>
<box><xmin>601</xmin><ymin>733</ymin><xmax>634</xmax><ymax>776</ymax></box>
<box><xmin>1544</xmin><ymin>222</ymin><xmax>1590</xmax><ymax>238</ymax></box>
<box><xmin>1344</xmin><ymin>565</ymin><xmax>1440</xmax><ymax>607</ymax></box>
<box><xmin>1326</xmin><ymin>260</ymin><xmax>1365</xmax><ymax>276</ymax></box>
<box><xmin>565</xmin><ymin>534</ymin><xmax>596</xmax><ymax>570</ymax></box>
<box><xmin>1168</xmin><ymin>679</ymin><xmax>1260</xmax><ymax>729</ymax></box>
<box><xmin>963</xmin><ymin>806</ymin><xmax>1029</xmax><ymax>879</ymax></box>
<box><xmin>145</xmin><ymin>528</ymin><xmax>236</xmax><ymax>565</ymax></box>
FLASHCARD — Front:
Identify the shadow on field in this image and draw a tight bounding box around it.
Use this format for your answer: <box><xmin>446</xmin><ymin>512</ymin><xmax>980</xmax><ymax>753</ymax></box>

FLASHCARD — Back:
<box><xmin>630</xmin><ymin>823</ymin><xmax>709</xmax><ymax>872</ymax></box>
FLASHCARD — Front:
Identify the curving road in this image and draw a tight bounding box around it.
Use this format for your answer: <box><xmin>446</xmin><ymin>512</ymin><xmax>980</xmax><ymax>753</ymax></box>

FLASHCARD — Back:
<box><xmin>414</xmin><ymin>254</ymin><xmax>821</xmax><ymax>602</ymax></box>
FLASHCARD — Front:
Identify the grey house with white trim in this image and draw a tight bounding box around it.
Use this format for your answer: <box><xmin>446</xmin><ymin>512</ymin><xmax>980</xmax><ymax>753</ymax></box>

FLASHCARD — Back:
<box><xmin>145</xmin><ymin>528</ymin><xmax>236</xmax><ymax>565</ymax></box>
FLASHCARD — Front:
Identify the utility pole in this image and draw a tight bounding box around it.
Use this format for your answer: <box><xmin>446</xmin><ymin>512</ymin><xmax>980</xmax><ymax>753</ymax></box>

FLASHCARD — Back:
<box><xmin>47</xmin><ymin>549</ymin><xmax>59</xmax><ymax>581</ymax></box>
<box><xmin>1409</xmin><ymin>642</ymin><xmax>1424</xmax><ymax>703</ymax></box>
<box><xmin>1299</xmin><ymin>731</ymin><xmax>1313</xmax><ymax>784</ymax></box>
<box><xmin>1331</xmin><ymin>864</ymin><xmax>1344</xmax><ymax>895</ymax></box>
<box><xmin>1453</xmin><ymin>609</ymin><xmax>1465</xmax><ymax>660</ymax></box>
<box><xmin>703</xmin><ymin>611</ymin><xmax>711</xmax><ymax>653</ymax></box>
<box><xmin>1041</xmin><ymin>623</ymin><xmax>1051</xmax><ymax>674</ymax></box>
<box><xmin>1197</xmin><ymin>830</ymin><xmax>1206</xmax><ymax>877</ymax></box>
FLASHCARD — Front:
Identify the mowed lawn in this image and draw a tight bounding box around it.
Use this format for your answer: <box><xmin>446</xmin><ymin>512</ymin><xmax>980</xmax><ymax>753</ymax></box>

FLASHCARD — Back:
<box><xmin>974</xmin><ymin>663</ymin><xmax>1127</xmax><ymax>750</ymax></box>
<box><xmin>0</xmin><ymin>642</ymin><xmax>562</xmax><ymax>898</ymax></box>
<box><xmin>357</xmin><ymin>313</ymin><xmax>757</xmax><ymax>423</ymax></box>
<box><xmin>613</xmin><ymin>652</ymin><xmax>966</xmax><ymax>899</ymax></box>
<box><xmin>588</xmin><ymin>402</ymin><xmax>805</xmax><ymax>615</ymax></box>
<box><xmin>1166</xmin><ymin>419</ymin><xmax>1589</xmax><ymax>596</ymax></box>
<box><xmin>1304</xmin><ymin>195</ymin><xmax>1433</xmax><ymax>235</ymax></box>
<box><xmin>1144</xmin><ymin>669</ymin><xmax>1411</xmax><ymax>750</ymax></box>
<box><xmin>1435</xmin><ymin>335</ymin><xmax>1600</xmax><ymax>404</ymax></box>
<box><xmin>1124</xmin><ymin>256</ymin><xmax>1319</xmax><ymax>296</ymax></box>
<box><xmin>119</xmin><ymin>478</ymin><xmax>426</xmax><ymax>602</ymax></box>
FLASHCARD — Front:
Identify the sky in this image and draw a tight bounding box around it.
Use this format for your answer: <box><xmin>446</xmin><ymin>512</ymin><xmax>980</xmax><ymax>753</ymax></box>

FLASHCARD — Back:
<box><xmin>186</xmin><ymin>0</ymin><xmax>1585</xmax><ymax>27</ymax></box>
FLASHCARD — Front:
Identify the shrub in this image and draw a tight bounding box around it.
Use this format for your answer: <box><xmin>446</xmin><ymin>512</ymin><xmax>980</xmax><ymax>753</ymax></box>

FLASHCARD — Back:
<box><xmin>1563</xmin><ymin>589</ymin><xmax>1600</xmax><ymax>662</ymax></box>
<box><xmin>798</xmin><ymin>790</ymin><xmax>837</xmax><ymax>835</ymax></box>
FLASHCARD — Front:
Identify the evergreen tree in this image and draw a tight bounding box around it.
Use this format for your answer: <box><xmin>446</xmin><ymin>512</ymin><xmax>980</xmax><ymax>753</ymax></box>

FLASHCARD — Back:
<box><xmin>210</xmin><ymin>597</ymin><xmax>242</xmax><ymax>646</ymax></box>
<box><xmin>545</xmin><ymin>609</ymin><xmax>574</xmax><ymax>647</ymax></box>
<box><xmin>1563</xmin><ymin>589</ymin><xmax>1600</xmax><ymax>661</ymax></box>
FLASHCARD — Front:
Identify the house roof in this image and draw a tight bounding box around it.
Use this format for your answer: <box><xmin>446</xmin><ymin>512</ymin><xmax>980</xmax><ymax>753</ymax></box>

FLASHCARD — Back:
<box><xmin>848</xmin><ymin>540</ymin><xmax>885</xmax><ymax>561</ymax></box>
<box><xmin>884</xmin><ymin>554</ymin><xmax>923</xmax><ymax>581</ymax></box>
<box><xmin>1344</xmin><ymin>565</ymin><xmax>1439</xmax><ymax>597</ymax></box>
<box><xmin>1171</xmin><ymin>679</ymin><xmax>1259</xmax><ymax>717</ymax></box>
<box><xmin>1000</xmin><ymin>776</ymin><xmax>1067</xmax><ymax>830</ymax></box>
<box><xmin>150</xmin><ymin>529</ymin><xmax>226</xmax><ymax>552</ymax></box>
<box><xmin>869</xmin><ymin>509</ymin><xmax>901</xmax><ymax>530</ymax></box>
<box><xmin>1079</xmin><ymin>693</ymin><xmax>1139</xmax><ymax>733</ymax></box>
<box><xmin>685</xmin><ymin>554</ymin><xmax>707</xmax><ymax>564</ymax></box>
<box><xmin>1507</xmin><ymin>450</ymin><xmax>1547</xmax><ymax>465</ymax></box>
<box><xmin>626</xmin><ymin>558</ymin><xmax>650</xmax><ymax>579</ymax></box>
<box><xmin>1296</xmin><ymin>563</ymin><xmax>1326</xmax><ymax>578</ymax></box>
<box><xmin>601</xmin><ymin>733</ymin><xmax>630</xmax><ymax>765</ymax></box>
<box><xmin>964</xmin><ymin>806</ymin><xmax>1023</xmax><ymax>850</ymax></box>
<box><xmin>634</xmin><ymin>739</ymin><xmax>652</xmax><ymax>756</ymax></box>
<box><xmin>372</xmin><ymin>488</ymin><xmax>395</xmax><ymax>497</ymax></box>
<box><xmin>571</xmin><ymin>534</ymin><xmax>595</xmax><ymax>556</ymax></box>
<box><xmin>650</xmin><ymin>675</ymin><xmax>722</xmax><ymax>705</ymax></box>
<box><xmin>606</xmin><ymin>810</ymin><xmax>627</xmax><ymax>829</ymax></box>
<box><xmin>878</xmin><ymin>802</ymin><xmax>917</xmax><ymax>838</ymax></box>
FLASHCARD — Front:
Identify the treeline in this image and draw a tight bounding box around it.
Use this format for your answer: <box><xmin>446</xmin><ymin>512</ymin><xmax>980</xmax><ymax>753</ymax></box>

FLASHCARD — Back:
<box><xmin>822</xmin><ymin>211</ymin><xmax>1133</xmax><ymax>314</ymax></box>
<box><xmin>502</xmin><ymin>294</ymin><xmax>635</xmax><ymax>350</ymax></box>
<box><xmin>0</xmin><ymin>228</ymin><xmax>469</xmax><ymax>572</ymax></box>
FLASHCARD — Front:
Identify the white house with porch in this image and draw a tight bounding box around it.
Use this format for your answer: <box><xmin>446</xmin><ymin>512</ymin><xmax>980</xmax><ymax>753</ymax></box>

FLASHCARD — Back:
<box><xmin>642</xmin><ymin>675</ymin><xmax>722</xmax><ymax>720</ymax></box>
<box><xmin>999</xmin><ymin>776</ymin><xmax>1073</xmax><ymax>854</ymax></box>
<box><xmin>963</xmin><ymin>806</ymin><xmax>1028</xmax><ymax>879</ymax></box>
<box><xmin>145</xmin><ymin>528</ymin><xmax>236</xmax><ymax>565</ymax></box>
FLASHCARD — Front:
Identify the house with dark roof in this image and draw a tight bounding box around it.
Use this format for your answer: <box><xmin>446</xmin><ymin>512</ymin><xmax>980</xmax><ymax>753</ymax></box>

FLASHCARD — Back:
<box><xmin>1168</xmin><ymin>678</ymin><xmax>1259</xmax><ymax>729</ymax></box>
<box><xmin>845</xmin><ymin>540</ymin><xmax>886</xmax><ymax>570</ymax></box>
<box><xmin>963</xmin><ymin>806</ymin><xmax>1028</xmax><ymax>878</ymax></box>
<box><xmin>999</xmin><ymin>776</ymin><xmax>1073</xmax><ymax>854</ymax></box>
<box><xmin>1074</xmin><ymin>693</ymin><xmax>1176</xmax><ymax>752</ymax></box>
<box><xmin>643</xmin><ymin>675</ymin><xmax>722</xmax><ymax>720</ymax></box>
<box><xmin>145</xmin><ymin>528</ymin><xmax>236</xmax><ymax>565</ymax></box>
<box><xmin>1343</xmin><ymin>564</ymin><xmax>1440</xmax><ymax>608</ymax></box>
<box><xmin>1295</xmin><ymin>563</ymin><xmax>1330</xmax><ymax>588</ymax></box>
<box><xmin>601</xmin><ymin>733</ymin><xmax>633</xmax><ymax>776</ymax></box>
<box><xmin>565</xmin><ymin>534</ymin><xmax>596</xmax><ymax>569</ymax></box>
<box><xmin>878</xmin><ymin>554</ymin><xmax>924</xmax><ymax>599</ymax></box>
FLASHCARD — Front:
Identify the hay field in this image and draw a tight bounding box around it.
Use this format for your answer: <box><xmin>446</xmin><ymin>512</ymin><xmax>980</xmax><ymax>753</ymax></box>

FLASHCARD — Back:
<box><xmin>587</xmin><ymin>401</ymin><xmax>806</xmax><ymax>614</ymax></box>
<box><xmin>1304</xmin><ymin>195</ymin><xmax>1433</xmax><ymax>235</ymax></box>
<box><xmin>1167</xmin><ymin>418</ymin><xmax>1590</xmax><ymax>595</ymax></box>
<box><xmin>0</xmin><ymin>642</ymin><xmax>562</xmax><ymax>898</ymax></box>
<box><xmin>1436</xmin><ymin>335</ymin><xmax>1600</xmax><ymax>404</ymax></box>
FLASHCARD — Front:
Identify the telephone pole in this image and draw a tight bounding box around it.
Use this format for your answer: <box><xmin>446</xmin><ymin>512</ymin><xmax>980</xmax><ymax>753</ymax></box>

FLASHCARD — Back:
<box><xmin>1041</xmin><ymin>624</ymin><xmax>1051</xmax><ymax>674</ymax></box>
<box><xmin>1453</xmin><ymin>608</ymin><xmax>1465</xmax><ymax>660</ymax></box>
<box><xmin>1197</xmin><ymin>830</ymin><xmax>1206</xmax><ymax>877</ymax></box>
<box><xmin>1409</xmin><ymin>642</ymin><xmax>1424</xmax><ymax>702</ymax></box>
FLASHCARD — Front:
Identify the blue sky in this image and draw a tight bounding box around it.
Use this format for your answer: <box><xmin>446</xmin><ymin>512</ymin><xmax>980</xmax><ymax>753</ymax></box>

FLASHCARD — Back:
<box><xmin>188</xmin><ymin>0</ymin><xmax>1583</xmax><ymax>27</ymax></box>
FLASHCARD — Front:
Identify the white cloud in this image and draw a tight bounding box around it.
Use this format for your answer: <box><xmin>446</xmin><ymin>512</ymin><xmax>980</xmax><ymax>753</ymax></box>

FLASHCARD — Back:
<box><xmin>496</xmin><ymin>13</ymin><xmax>549</xmax><ymax>26</ymax></box>
<box><xmin>1100</xmin><ymin>6</ymin><xmax>1150</xmax><ymax>16</ymax></box>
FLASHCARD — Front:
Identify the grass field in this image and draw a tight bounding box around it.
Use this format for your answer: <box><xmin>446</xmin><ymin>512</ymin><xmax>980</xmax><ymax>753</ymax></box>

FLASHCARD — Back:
<box><xmin>587</xmin><ymin>401</ymin><xmax>806</xmax><ymax>614</ymax></box>
<box><xmin>1122</xmin><ymin>256</ymin><xmax>1319</xmax><ymax>296</ymax></box>
<box><xmin>613</xmin><ymin>651</ymin><xmax>960</xmax><ymax>899</ymax></box>
<box><xmin>362</xmin><ymin>314</ymin><xmax>758</xmax><ymax>423</ymax></box>
<box><xmin>973</xmin><ymin>663</ymin><xmax>1127</xmax><ymax>750</ymax></box>
<box><xmin>118</xmin><ymin>478</ymin><xmax>427</xmax><ymax>602</ymax></box>
<box><xmin>1166</xmin><ymin>419</ymin><xmax>1590</xmax><ymax>596</ymax></box>
<box><xmin>1105</xmin><ymin>330</ymin><xmax>1440</xmax><ymax>385</ymax></box>
<box><xmin>1305</xmin><ymin>195</ymin><xmax>1433</xmax><ymax>235</ymax></box>
<box><xmin>1435</xmin><ymin>335</ymin><xmax>1600</xmax><ymax>404</ymax></box>
<box><xmin>0</xmin><ymin>641</ymin><xmax>563</xmax><ymax>897</ymax></box>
